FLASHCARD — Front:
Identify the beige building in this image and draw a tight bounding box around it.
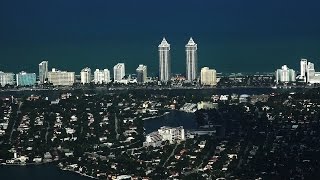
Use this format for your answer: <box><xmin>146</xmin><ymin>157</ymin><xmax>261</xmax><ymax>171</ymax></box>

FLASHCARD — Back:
<box><xmin>48</xmin><ymin>68</ymin><xmax>75</xmax><ymax>86</ymax></box>
<box><xmin>0</xmin><ymin>71</ymin><xmax>15</xmax><ymax>87</ymax></box>
<box><xmin>200</xmin><ymin>67</ymin><xmax>217</xmax><ymax>86</ymax></box>
<box><xmin>197</xmin><ymin>101</ymin><xmax>218</xmax><ymax>110</ymax></box>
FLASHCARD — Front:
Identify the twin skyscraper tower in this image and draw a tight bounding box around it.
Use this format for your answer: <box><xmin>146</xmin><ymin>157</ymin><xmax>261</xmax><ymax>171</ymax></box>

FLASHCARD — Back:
<box><xmin>158</xmin><ymin>37</ymin><xmax>198</xmax><ymax>82</ymax></box>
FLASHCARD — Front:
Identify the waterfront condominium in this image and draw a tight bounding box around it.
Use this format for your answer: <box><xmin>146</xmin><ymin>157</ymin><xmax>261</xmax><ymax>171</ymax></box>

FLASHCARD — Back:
<box><xmin>200</xmin><ymin>67</ymin><xmax>217</xmax><ymax>86</ymax></box>
<box><xmin>158</xmin><ymin>38</ymin><xmax>171</xmax><ymax>82</ymax></box>
<box><xmin>16</xmin><ymin>72</ymin><xmax>37</xmax><ymax>86</ymax></box>
<box><xmin>80</xmin><ymin>67</ymin><xmax>92</xmax><ymax>84</ymax></box>
<box><xmin>94</xmin><ymin>69</ymin><xmax>110</xmax><ymax>84</ymax></box>
<box><xmin>275</xmin><ymin>65</ymin><xmax>296</xmax><ymax>84</ymax></box>
<box><xmin>144</xmin><ymin>126</ymin><xmax>186</xmax><ymax>147</ymax></box>
<box><xmin>300</xmin><ymin>58</ymin><xmax>308</xmax><ymax>82</ymax></box>
<box><xmin>39</xmin><ymin>60</ymin><xmax>48</xmax><ymax>84</ymax></box>
<box><xmin>0</xmin><ymin>71</ymin><xmax>15</xmax><ymax>87</ymax></box>
<box><xmin>113</xmin><ymin>63</ymin><xmax>125</xmax><ymax>82</ymax></box>
<box><xmin>136</xmin><ymin>64</ymin><xmax>147</xmax><ymax>84</ymax></box>
<box><xmin>47</xmin><ymin>68</ymin><xmax>75</xmax><ymax>86</ymax></box>
<box><xmin>186</xmin><ymin>38</ymin><xmax>198</xmax><ymax>81</ymax></box>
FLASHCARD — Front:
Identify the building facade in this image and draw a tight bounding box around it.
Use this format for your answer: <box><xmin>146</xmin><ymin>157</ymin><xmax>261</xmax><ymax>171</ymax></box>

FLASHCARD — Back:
<box><xmin>197</xmin><ymin>101</ymin><xmax>218</xmax><ymax>110</ymax></box>
<box><xmin>94</xmin><ymin>69</ymin><xmax>110</xmax><ymax>84</ymax></box>
<box><xmin>16</xmin><ymin>72</ymin><xmax>36</xmax><ymax>86</ymax></box>
<box><xmin>200</xmin><ymin>67</ymin><xmax>217</xmax><ymax>86</ymax></box>
<box><xmin>298</xmin><ymin>59</ymin><xmax>320</xmax><ymax>84</ymax></box>
<box><xmin>39</xmin><ymin>61</ymin><xmax>48</xmax><ymax>84</ymax></box>
<box><xmin>48</xmin><ymin>68</ymin><xmax>75</xmax><ymax>86</ymax></box>
<box><xmin>306</xmin><ymin>61</ymin><xmax>320</xmax><ymax>84</ymax></box>
<box><xmin>275</xmin><ymin>65</ymin><xmax>296</xmax><ymax>83</ymax></box>
<box><xmin>186</xmin><ymin>38</ymin><xmax>198</xmax><ymax>81</ymax></box>
<box><xmin>113</xmin><ymin>63</ymin><xmax>125</xmax><ymax>82</ymax></box>
<box><xmin>144</xmin><ymin>126</ymin><xmax>185</xmax><ymax>147</ymax></box>
<box><xmin>0</xmin><ymin>72</ymin><xmax>15</xmax><ymax>87</ymax></box>
<box><xmin>136</xmin><ymin>64</ymin><xmax>147</xmax><ymax>84</ymax></box>
<box><xmin>159</xmin><ymin>38</ymin><xmax>171</xmax><ymax>82</ymax></box>
<box><xmin>80</xmin><ymin>67</ymin><xmax>92</xmax><ymax>84</ymax></box>
<box><xmin>300</xmin><ymin>59</ymin><xmax>308</xmax><ymax>82</ymax></box>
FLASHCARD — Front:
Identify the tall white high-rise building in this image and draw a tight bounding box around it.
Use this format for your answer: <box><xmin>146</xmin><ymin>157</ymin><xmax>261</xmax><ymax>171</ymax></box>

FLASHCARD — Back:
<box><xmin>200</xmin><ymin>67</ymin><xmax>217</xmax><ymax>86</ymax></box>
<box><xmin>80</xmin><ymin>67</ymin><xmax>92</xmax><ymax>84</ymax></box>
<box><xmin>297</xmin><ymin>59</ymin><xmax>320</xmax><ymax>84</ymax></box>
<box><xmin>300</xmin><ymin>59</ymin><xmax>308</xmax><ymax>82</ymax></box>
<box><xmin>306</xmin><ymin>61</ymin><xmax>320</xmax><ymax>84</ymax></box>
<box><xmin>48</xmin><ymin>68</ymin><xmax>75</xmax><ymax>86</ymax></box>
<box><xmin>39</xmin><ymin>61</ymin><xmax>48</xmax><ymax>84</ymax></box>
<box><xmin>158</xmin><ymin>38</ymin><xmax>171</xmax><ymax>82</ymax></box>
<box><xmin>307</xmin><ymin>62</ymin><xmax>315</xmax><ymax>82</ymax></box>
<box><xmin>136</xmin><ymin>64</ymin><xmax>147</xmax><ymax>84</ymax></box>
<box><xmin>275</xmin><ymin>65</ymin><xmax>296</xmax><ymax>84</ymax></box>
<box><xmin>186</xmin><ymin>37</ymin><xmax>198</xmax><ymax>81</ymax></box>
<box><xmin>113</xmin><ymin>63</ymin><xmax>125</xmax><ymax>81</ymax></box>
<box><xmin>94</xmin><ymin>69</ymin><xmax>110</xmax><ymax>84</ymax></box>
<box><xmin>0</xmin><ymin>71</ymin><xmax>15</xmax><ymax>87</ymax></box>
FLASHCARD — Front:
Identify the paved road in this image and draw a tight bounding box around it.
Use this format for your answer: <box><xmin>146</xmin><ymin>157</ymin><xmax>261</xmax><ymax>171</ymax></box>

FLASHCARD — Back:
<box><xmin>115</xmin><ymin>114</ymin><xmax>120</xmax><ymax>140</ymax></box>
<box><xmin>8</xmin><ymin>102</ymin><xmax>22</xmax><ymax>144</ymax></box>
<box><xmin>162</xmin><ymin>143</ymin><xmax>178</xmax><ymax>167</ymax></box>
<box><xmin>45</xmin><ymin>121</ymin><xmax>50</xmax><ymax>143</ymax></box>
<box><xmin>184</xmin><ymin>152</ymin><xmax>209</xmax><ymax>176</ymax></box>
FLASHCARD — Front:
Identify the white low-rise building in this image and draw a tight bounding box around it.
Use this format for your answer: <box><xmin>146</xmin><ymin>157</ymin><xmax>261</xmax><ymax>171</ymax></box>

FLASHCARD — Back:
<box><xmin>144</xmin><ymin>126</ymin><xmax>185</xmax><ymax>147</ymax></box>
<box><xmin>197</xmin><ymin>101</ymin><xmax>218</xmax><ymax>110</ymax></box>
<box><xmin>48</xmin><ymin>68</ymin><xmax>75</xmax><ymax>86</ymax></box>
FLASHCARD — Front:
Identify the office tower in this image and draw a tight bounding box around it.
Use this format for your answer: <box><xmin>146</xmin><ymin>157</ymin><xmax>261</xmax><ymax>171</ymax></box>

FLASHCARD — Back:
<box><xmin>136</xmin><ymin>64</ymin><xmax>147</xmax><ymax>84</ymax></box>
<box><xmin>39</xmin><ymin>61</ymin><xmax>48</xmax><ymax>84</ymax></box>
<box><xmin>158</xmin><ymin>38</ymin><xmax>171</xmax><ymax>82</ymax></box>
<box><xmin>0</xmin><ymin>71</ymin><xmax>15</xmax><ymax>87</ymax></box>
<box><xmin>80</xmin><ymin>67</ymin><xmax>92</xmax><ymax>84</ymax></box>
<box><xmin>94</xmin><ymin>69</ymin><xmax>110</xmax><ymax>84</ymax></box>
<box><xmin>113</xmin><ymin>63</ymin><xmax>125</xmax><ymax>81</ymax></box>
<box><xmin>16</xmin><ymin>72</ymin><xmax>36</xmax><ymax>86</ymax></box>
<box><xmin>186</xmin><ymin>37</ymin><xmax>198</xmax><ymax>81</ymax></box>
<box><xmin>275</xmin><ymin>65</ymin><xmax>296</xmax><ymax>84</ymax></box>
<box><xmin>200</xmin><ymin>67</ymin><xmax>217</xmax><ymax>86</ymax></box>
<box><xmin>47</xmin><ymin>68</ymin><xmax>75</xmax><ymax>86</ymax></box>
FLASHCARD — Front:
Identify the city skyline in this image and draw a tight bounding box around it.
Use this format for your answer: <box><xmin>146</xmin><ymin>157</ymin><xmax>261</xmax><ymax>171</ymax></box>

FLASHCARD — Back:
<box><xmin>1</xmin><ymin>1</ymin><xmax>320</xmax><ymax>74</ymax></box>
<box><xmin>2</xmin><ymin>1</ymin><xmax>320</xmax><ymax>179</ymax></box>
<box><xmin>1</xmin><ymin>37</ymin><xmax>320</xmax><ymax>77</ymax></box>
<box><xmin>1</xmin><ymin>38</ymin><xmax>320</xmax><ymax>75</ymax></box>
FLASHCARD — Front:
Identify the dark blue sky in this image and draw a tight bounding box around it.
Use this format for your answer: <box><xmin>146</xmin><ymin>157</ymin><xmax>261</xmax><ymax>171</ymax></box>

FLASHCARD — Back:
<box><xmin>1</xmin><ymin>0</ymin><xmax>320</xmax><ymax>74</ymax></box>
